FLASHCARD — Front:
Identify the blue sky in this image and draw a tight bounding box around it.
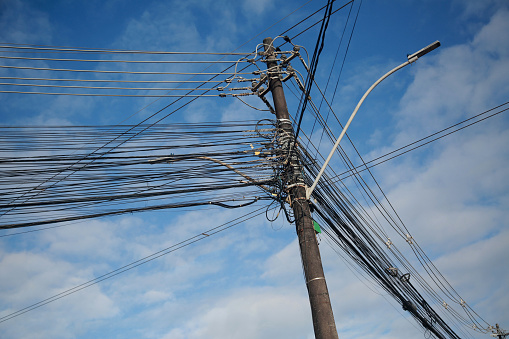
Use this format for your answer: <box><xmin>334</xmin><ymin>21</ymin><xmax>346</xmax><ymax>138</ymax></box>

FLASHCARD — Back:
<box><xmin>0</xmin><ymin>0</ymin><xmax>508</xmax><ymax>338</ymax></box>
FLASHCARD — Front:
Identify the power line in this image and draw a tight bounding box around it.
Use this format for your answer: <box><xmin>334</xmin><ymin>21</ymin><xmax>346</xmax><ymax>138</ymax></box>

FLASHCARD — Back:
<box><xmin>0</xmin><ymin>54</ymin><xmax>255</xmax><ymax>63</ymax></box>
<box><xmin>0</xmin><ymin>43</ymin><xmax>265</xmax><ymax>55</ymax></box>
<box><xmin>281</xmin><ymin>61</ymin><xmax>497</xmax><ymax>335</ymax></box>
<box><xmin>0</xmin><ymin>82</ymin><xmax>228</xmax><ymax>91</ymax></box>
<box><xmin>331</xmin><ymin>101</ymin><xmax>509</xmax><ymax>182</ymax></box>
<box><xmin>0</xmin><ymin>90</ymin><xmax>228</xmax><ymax>97</ymax></box>
<box><xmin>0</xmin><ymin>64</ymin><xmax>253</xmax><ymax>75</ymax></box>
<box><xmin>294</xmin><ymin>0</ymin><xmax>334</xmax><ymax>140</ymax></box>
<box><xmin>0</xmin><ymin>76</ymin><xmax>225</xmax><ymax>83</ymax></box>
<box><xmin>0</xmin><ymin>121</ymin><xmax>280</xmax><ymax>228</ymax></box>
<box><xmin>0</xmin><ymin>0</ymin><xmax>323</xmax><ymax>214</ymax></box>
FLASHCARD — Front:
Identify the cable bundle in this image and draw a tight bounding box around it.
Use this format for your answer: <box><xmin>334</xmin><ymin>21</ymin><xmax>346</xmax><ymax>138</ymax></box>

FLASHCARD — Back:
<box><xmin>0</xmin><ymin>120</ymin><xmax>280</xmax><ymax>230</ymax></box>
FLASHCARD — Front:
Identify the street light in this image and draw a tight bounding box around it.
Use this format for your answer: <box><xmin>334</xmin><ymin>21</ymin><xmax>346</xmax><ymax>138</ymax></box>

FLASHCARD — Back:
<box><xmin>306</xmin><ymin>40</ymin><xmax>441</xmax><ymax>199</ymax></box>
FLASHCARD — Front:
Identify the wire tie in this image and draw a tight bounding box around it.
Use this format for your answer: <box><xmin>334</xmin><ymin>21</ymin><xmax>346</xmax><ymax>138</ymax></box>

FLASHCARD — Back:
<box><xmin>405</xmin><ymin>234</ymin><xmax>413</xmax><ymax>245</ymax></box>
<box><xmin>286</xmin><ymin>183</ymin><xmax>307</xmax><ymax>190</ymax></box>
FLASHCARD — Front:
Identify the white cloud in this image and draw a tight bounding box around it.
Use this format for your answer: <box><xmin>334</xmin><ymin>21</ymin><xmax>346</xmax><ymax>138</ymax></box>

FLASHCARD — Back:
<box><xmin>0</xmin><ymin>0</ymin><xmax>52</xmax><ymax>44</ymax></box>
<box><xmin>452</xmin><ymin>0</ymin><xmax>508</xmax><ymax>20</ymax></box>
<box><xmin>0</xmin><ymin>251</ymin><xmax>118</xmax><ymax>339</ymax></box>
<box><xmin>356</xmin><ymin>5</ymin><xmax>509</xmax><ymax>337</ymax></box>
<box><xmin>1</xmin><ymin>2</ymin><xmax>508</xmax><ymax>339</ymax></box>
<box><xmin>242</xmin><ymin>0</ymin><xmax>274</xmax><ymax>16</ymax></box>
<box><xmin>393</xmin><ymin>8</ymin><xmax>509</xmax><ymax>146</ymax></box>
<box><xmin>162</xmin><ymin>287</ymin><xmax>312</xmax><ymax>339</ymax></box>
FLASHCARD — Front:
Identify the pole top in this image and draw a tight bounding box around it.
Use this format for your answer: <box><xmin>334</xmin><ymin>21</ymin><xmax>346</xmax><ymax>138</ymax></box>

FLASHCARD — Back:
<box><xmin>263</xmin><ymin>37</ymin><xmax>273</xmax><ymax>45</ymax></box>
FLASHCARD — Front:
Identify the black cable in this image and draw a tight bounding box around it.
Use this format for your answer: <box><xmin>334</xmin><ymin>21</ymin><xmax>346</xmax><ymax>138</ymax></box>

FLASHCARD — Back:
<box><xmin>331</xmin><ymin>102</ymin><xmax>509</xmax><ymax>182</ymax></box>
<box><xmin>294</xmin><ymin>0</ymin><xmax>334</xmax><ymax>141</ymax></box>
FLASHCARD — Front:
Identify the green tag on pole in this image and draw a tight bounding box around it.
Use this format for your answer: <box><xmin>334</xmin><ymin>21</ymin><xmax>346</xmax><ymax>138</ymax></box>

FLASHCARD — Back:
<box><xmin>313</xmin><ymin>220</ymin><xmax>321</xmax><ymax>234</ymax></box>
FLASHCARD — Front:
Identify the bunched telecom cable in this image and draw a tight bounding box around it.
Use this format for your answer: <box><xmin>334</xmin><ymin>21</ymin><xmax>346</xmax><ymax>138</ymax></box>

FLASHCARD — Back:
<box><xmin>278</xmin><ymin>63</ymin><xmax>496</xmax><ymax>331</ymax></box>
<box><xmin>0</xmin><ymin>0</ymin><xmax>337</xmax><ymax>213</ymax></box>
<box><xmin>0</xmin><ymin>121</ymin><xmax>282</xmax><ymax>230</ymax></box>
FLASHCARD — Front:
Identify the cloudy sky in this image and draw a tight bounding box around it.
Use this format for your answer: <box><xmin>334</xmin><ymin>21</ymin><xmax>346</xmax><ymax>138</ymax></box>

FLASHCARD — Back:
<box><xmin>0</xmin><ymin>0</ymin><xmax>508</xmax><ymax>338</ymax></box>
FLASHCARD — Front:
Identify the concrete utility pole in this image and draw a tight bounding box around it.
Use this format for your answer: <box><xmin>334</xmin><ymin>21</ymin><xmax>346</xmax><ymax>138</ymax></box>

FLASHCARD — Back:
<box><xmin>263</xmin><ymin>37</ymin><xmax>339</xmax><ymax>339</ymax></box>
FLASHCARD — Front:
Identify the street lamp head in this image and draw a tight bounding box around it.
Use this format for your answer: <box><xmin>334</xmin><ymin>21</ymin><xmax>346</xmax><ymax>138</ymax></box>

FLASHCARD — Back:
<box><xmin>407</xmin><ymin>40</ymin><xmax>441</xmax><ymax>61</ymax></box>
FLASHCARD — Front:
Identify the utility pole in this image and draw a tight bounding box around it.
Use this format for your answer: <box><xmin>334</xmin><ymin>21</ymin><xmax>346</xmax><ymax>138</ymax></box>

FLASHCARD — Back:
<box><xmin>263</xmin><ymin>37</ymin><xmax>339</xmax><ymax>339</ymax></box>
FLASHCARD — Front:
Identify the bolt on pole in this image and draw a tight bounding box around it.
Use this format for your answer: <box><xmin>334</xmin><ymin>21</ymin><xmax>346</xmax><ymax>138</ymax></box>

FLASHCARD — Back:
<box><xmin>263</xmin><ymin>37</ymin><xmax>339</xmax><ymax>339</ymax></box>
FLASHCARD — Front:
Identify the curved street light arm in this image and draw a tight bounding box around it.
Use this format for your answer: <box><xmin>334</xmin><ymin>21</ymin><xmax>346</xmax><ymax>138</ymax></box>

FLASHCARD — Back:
<box><xmin>306</xmin><ymin>41</ymin><xmax>440</xmax><ymax>200</ymax></box>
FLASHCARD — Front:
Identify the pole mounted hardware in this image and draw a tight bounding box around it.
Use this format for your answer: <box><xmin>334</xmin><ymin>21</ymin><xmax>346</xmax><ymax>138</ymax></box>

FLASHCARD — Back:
<box><xmin>262</xmin><ymin>36</ymin><xmax>339</xmax><ymax>339</ymax></box>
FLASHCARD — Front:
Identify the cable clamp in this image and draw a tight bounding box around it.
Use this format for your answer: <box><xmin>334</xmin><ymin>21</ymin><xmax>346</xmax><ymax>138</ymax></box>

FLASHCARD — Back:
<box><xmin>386</xmin><ymin>238</ymin><xmax>392</xmax><ymax>249</ymax></box>
<box><xmin>385</xmin><ymin>267</ymin><xmax>398</xmax><ymax>277</ymax></box>
<box><xmin>460</xmin><ymin>299</ymin><xmax>466</xmax><ymax>307</ymax></box>
<box><xmin>442</xmin><ymin>301</ymin><xmax>448</xmax><ymax>309</ymax></box>
<box><xmin>400</xmin><ymin>273</ymin><xmax>410</xmax><ymax>282</ymax></box>
<box><xmin>405</xmin><ymin>234</ymin><xmax>413</xmax><ymax>245</ymax></box>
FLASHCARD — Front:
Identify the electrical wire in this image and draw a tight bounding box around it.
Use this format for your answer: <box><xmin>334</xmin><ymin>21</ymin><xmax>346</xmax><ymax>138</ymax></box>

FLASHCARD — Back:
<box><xmin>294</xmin><ymin>0</ymin><xmax>334</xmax><ymax>140</ymax></box>
<box><xmin>0</xmin><ymin>121</ymin><xmax>282</xmax><ymax>230</ymax></box>
<box><xmin>0</xmin><ymin>55</ymin><xmax>253</xmax><ymax>63</ymax></box>
<box><xmin>330</xmin><ymin>101</ymin><xmax>509</xmax><ymax>182</ymax></box>
<box><xmin>277</xmin><ymin>54</ymin><xmax>497</xmax><ymax>335</ymax></box>
<box><xmin>0</xmin><ymin>0</ymin><xmax>319</xmax><ymax>220</ymax></box>
<box><xmin>0</xmin><ymin>76</ymin><xmax>225</xmax><ymax>83</ymax></box>
<box><xmin>0</xmin><ymin>43</ymin><xmax>278</xmax><ymax>55</ymax></box>
<box><xmin>0</xmin><ymin>64</ymin><xmax>253</xmax><ymax>75</ymax></box>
